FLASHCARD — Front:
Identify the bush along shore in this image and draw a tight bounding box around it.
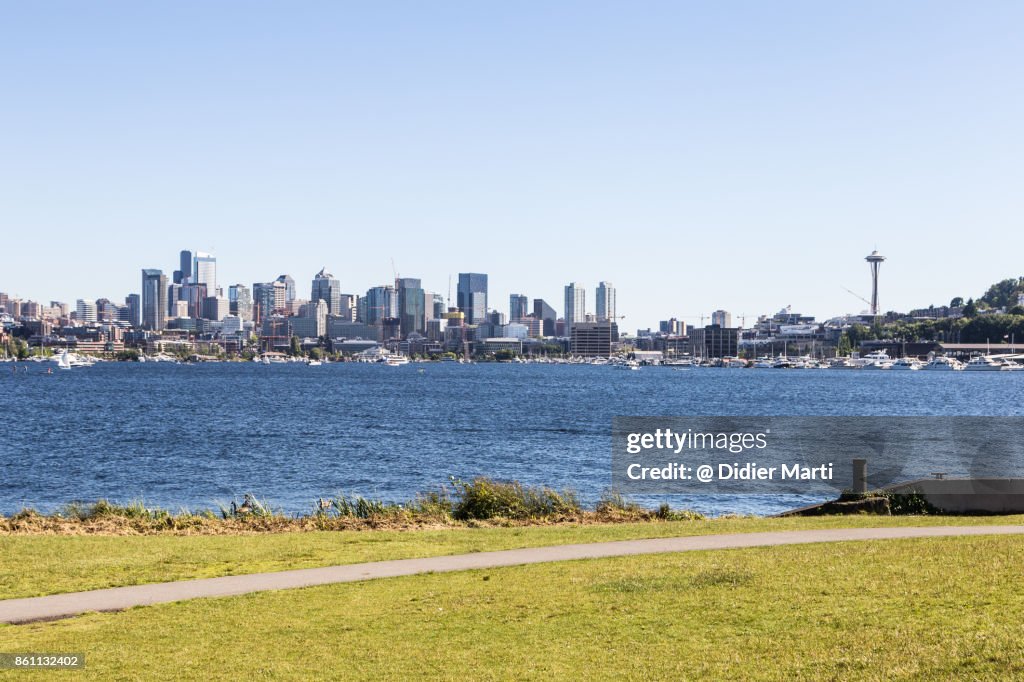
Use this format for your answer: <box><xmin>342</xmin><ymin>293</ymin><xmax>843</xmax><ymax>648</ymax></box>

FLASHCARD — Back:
<box><xmin>0</xmin><ymin>478</ymin><xmax>706</xmax><ymax>536</ymax></box>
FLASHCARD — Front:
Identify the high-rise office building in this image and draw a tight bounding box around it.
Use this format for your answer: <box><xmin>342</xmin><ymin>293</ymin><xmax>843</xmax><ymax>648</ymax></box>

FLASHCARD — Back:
<box><xmin>142</xmin><ymin>269</ymin><xmax>168</xmax><ymax>331</ymax></box>
<box><xmin>76</xmin><ymin>299</ymin><xmax>97</xmax><ymax>323</ymax></box>
<box><xmin>533</xmin><ymin>299</ymin><xmax>557</xmax><ymax>337</ymax></box>
<box><xmin>509</xmin><ymin>294</ymin><xmax>529</xmax><ymax>322</ymax></box>
<box><xmin>364</xmin><ymin>286</ymin><xmax>397</xmax><ymax>325</ymax></box>
<box><xmin>338</xmin><ymin>294</ymin><xmax>357</xmax><ymax>321</ymax></box>
<box><xmin>564</xmin><ymin>282</ymin><xmax>586</xmax><ymax>334</ymax></box>
<box><xmin>457</xmin><ymin>273</ymin><xmax>488</xmax><ymax>325</ymax></box>
<box><xmin>229</xmin><ymin>284</ymin><xmax>253</xmax><ymax>322</ymax></box>
<box><xmin>596</xmin><ymin>282</ymin><xmax>616</xmax><ymax>322</ymax></box>
<box><xmin>174</xmin><ymin>250</ymin><xmax>192</xmax><ymax>285</ymax></box>
<box><xmin>253</xmin><ymin>281</ymin><xmax>287</xmax><ymax>323</ymax></box>
<box><xmin>193</xmin><ymin>252</ymin><xmax>217</xmax><ymax>295</ymax></box>
<box><xmin>276</xmin><ymin>274</ymin><xmax>296</xmax><ymax>303</ymax></box>
<box><xmin>125</xmin><ymin>294</ymin><xmax>141</xmax><ymax>328</ymax></box>
<box><xmin>711</xmin><ymin>310</ymin><xmax>732</xmax><ymax>328</ymax></box>
<box><xmin>397</xmin><ymin>278</ymin><xmax>425</xmax><ymax>338</ymax></box>
<box><xmin>431</xmin><ymin>293</ymin><xmax>446</xmax><ymax>319</ymax></box>
<box><xmin>311</xmin><ymin>268</ymin><xmax>342</xmax><ymax>316</ymax></box>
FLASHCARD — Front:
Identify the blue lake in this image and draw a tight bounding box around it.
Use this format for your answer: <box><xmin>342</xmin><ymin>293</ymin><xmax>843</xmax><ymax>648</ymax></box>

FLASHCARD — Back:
<box><xmin>2</xmin><ymin>362</ymin><xmax>1022</xmax><ymax>516</ymax></box>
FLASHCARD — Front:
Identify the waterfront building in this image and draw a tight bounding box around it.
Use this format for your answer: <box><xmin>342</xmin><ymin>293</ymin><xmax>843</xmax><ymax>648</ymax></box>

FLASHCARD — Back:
<box><xmin>480</xmin><ymin>337</ymin><xmax>523</xmax><ymax>354</ymax></box>
<box><xmin>692</xmin><ymin>325</ymin><xmax>739</xmax><ymax>359</ymax></box>
<box><xmin>564</xmin><ymin>283</ymin><xmax>586</xmax><ymax>335</ymax></box>
<box><xmin>570</xmin><ymin>321</ymin><xmax>617</xmax><ymax>357</ymax></box>
<box><xmin>311</xmin><ymin>268</ymin><xmax>342</xmax><ymax>316</ymax></box>
<box><xmin>141</xmin><ymin>269</ymin><xmax>168</xmax><ymax>331</ymax></box>
<box><xmin>457</xmin><ymin>273</ymin><xmax>488</xmax><ymax>324</ymax></box>
<box><xmin>509</xmin><ymin>294</ymin><xmax>529</xmax><ymax>322</ymax></box>
<box><xmin>596</xmin><ymin>282</ymin><xmax>616</xmax><ymax>322</ymax></box>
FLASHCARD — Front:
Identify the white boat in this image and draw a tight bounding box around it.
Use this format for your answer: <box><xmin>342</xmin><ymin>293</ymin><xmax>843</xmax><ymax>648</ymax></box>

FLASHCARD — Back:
<box><xmin>861</xmin><ymin>351</ymin><xmax>893</xmax><ymax>370</ymax></box>
<box><xmin>307</xmin><ymin>359</ymin><xmax>322</xmax><ymax>367</ymax></box>
<box><xmin>383</xmin><ymin>355</ymin><xmax>409</xmax><ymax>366</ymax></box>
<box><xmin>922</xmin><ymin>356</ymin><xmax>963</xmax><ymax>371</ymax></box>
<box><xmin>56</xmin><ymin>350</ymin><xmax>72</xmax><ymax>370</ymax></box>
<box><xmin>964</xmin><ymin>355</ymin><xmax>1009</xmax><ymax>371</ymax></box>
<box><xmin>827</xmin><ymin>358</ymin><xmax>860</xmax><ymax>370</ymax></box>
<box><xmin>890</xmin><ymin>358</ymin><xmax>922</xmax><ymax>370</ymax></box>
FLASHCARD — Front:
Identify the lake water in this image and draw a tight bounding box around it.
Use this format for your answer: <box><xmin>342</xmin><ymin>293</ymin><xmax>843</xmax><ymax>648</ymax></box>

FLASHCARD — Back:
<box><xmin>2</xmin><ymin>362</ymin><xmax>1022</xmax><ymax>516</ymax></box>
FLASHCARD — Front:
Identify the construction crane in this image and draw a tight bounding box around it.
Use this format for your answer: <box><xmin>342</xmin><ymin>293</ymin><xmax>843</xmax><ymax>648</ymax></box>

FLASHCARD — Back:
<box><xmin>841</xmin><ymin>286</ymin><xmax>872</xmax><ymax>309</ymax></box>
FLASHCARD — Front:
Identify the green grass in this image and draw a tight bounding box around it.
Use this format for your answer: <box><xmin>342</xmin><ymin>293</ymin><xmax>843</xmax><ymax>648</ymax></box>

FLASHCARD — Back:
<box><xmin>1</xmin><ymin>515</ymin><xmax>1022</xmax><ymax>600</ymax></box>
<box><xmin>1</xmin><ymin>535</ymin><xmax>1022</xmax><ymax>680</ymax></box>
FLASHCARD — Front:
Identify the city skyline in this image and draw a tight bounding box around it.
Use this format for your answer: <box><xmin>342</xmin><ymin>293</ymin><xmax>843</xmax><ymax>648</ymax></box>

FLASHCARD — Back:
<box><xmin>3</xmin><ymin>3</ymin><xmax>1024</xmax><ymax>325</ymax></box>
<box><xmin>2</xmin><ymin>244</ymin><xmax>1022</xmax><ymax>330</ymax></box>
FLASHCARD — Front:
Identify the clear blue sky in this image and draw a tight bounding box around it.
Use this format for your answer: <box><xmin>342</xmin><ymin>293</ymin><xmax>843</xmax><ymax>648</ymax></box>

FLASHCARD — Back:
<box><xmin>3</xmin><ymin>1</ymin><xmax>1022</xmax><ymax>328</ymax></box>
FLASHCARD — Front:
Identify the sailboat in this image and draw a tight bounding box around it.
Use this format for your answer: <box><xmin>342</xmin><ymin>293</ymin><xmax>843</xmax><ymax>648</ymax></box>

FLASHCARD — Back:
<box><xmin>57</xmin><ymin>350</ymin><xmax>72</xmax><ymax>370</ymax></box>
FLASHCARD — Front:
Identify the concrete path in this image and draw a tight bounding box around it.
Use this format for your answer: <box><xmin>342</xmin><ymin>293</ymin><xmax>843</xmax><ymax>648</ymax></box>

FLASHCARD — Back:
<box><xmin>2</xmin><ymin>525</ymin><xmax>1022</xmax><ymax>624</ymax></box>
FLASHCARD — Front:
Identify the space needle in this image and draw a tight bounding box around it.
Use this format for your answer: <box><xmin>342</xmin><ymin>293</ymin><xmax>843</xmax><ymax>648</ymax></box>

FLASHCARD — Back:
<box><xmin>866</xmin><ymin>250</ymin><xmax>886</xmax><ymax>316</ymax></box>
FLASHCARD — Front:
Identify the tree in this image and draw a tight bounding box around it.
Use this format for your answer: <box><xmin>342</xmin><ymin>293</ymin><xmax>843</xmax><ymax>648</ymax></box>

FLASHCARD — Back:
<box><xmin>309</xmin><ymin>347</ymin><xmax>324</xmax><ymax>360</ymax></box>
<box><xmin>950</xmin><ymin>297</ymin><xmax>964</xmax><ymax>308</ymax></box>
<box><xmin>963</xmin><ymin>298</ymin><xmax>978</xmax><ymax>318</ymax></box>
<box><xmin>289</xmin><ymin>335</ymin><xmax>301</xmax><ymax>357</ymax></box>
<box><xmin>837</xmin><ymin>333</ymin><xmax>852</xmax><ymax>357</ymax></box>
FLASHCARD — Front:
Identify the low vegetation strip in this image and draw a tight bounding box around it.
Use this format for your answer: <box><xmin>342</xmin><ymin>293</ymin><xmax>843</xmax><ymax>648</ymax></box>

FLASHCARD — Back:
<box><xmin>0</xmin><ymin>479</ymin><xmax>702</xmax><ymax>536</ymax></box>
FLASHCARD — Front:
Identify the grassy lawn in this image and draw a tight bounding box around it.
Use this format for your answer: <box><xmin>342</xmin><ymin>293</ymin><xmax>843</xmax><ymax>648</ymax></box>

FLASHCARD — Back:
<box><xmin>1</xmin><ymin>515</ymin><xmax>1022</xmax><ymax>600</ymax></box>
<box><xmin>1</xmin><ymin>535</ymin><xmax>1023</xmax><ymax>680</ymax></box>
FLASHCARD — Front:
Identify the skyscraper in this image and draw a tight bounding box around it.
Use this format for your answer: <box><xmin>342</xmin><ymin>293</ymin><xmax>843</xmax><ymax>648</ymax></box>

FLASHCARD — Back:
<box><xmin>276</xmin><ymin>274</ymin><xmax>296</xmax><ymax>303</ymax></box>
<box><xmin>457</xmin><ymin>273</ymin><xmax>488</xmax><ymax>325</ymax></box>
<box><xmin>253</xmin><ymin>280</ymin><xmax>287</xmax><ymax>323</ymax></box>
<box><xmin>397</xmin><ymin>277</ymin><xmax>425</xmax><ymax>338</ymax></box>
<box><xmin>125</xmin><ymin>294</ymin><xmax>141</xmax><ymax>328</ymax></box>
<box><xmin>596</xmin><ymin>282</ymin><xmax>616</xmax><ymax>322</ymax></box>
<box><xmin>174</xmin><ymin>250</ymin><xmax>192</xmax><ymax>285</ymax></box>
<box><xmin>710</xmin><ymin>310</ymin><xmax>732</xmax><ymax>327</ymax></box>
<box><xmin>564</xmin><ymin>282</ymin><xmax>586</xmax><ymax>334</ymax></box>
<box><xmin>193</xmin><ymin>252</ymin><xmax>217</xmax><ymax>295</ymax></box>
<box><xmin>141</xmin><ymin>269</ymin><xmax>168</xmax><ymax>331</ymax></box>
<box><xmin>229</xmin><ymin>284</ymin><xmax>253</xmax><ymax>322</ymax></box>
<box><xmin>311</xmin><ymin>268</ymin><xmax>342</xmax><ymax>316</ymax></box>
<box><xmin>509</xmin><ymin>294</ymin><xmax>529</xmax><ymax>322</ymax></box>
<box><xmin>364</xmin><ymin>285</ymin><xmax>397</xmax><ymax>325</ymax></box>
<box><xmin>533</xmin><ymin>299</ymin><xmax>557</xmax><ymax>337</ymax></box>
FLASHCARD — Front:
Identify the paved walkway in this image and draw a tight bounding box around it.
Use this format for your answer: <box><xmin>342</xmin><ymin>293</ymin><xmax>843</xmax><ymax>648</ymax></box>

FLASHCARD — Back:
<box><xmin>3</xmin><ymin>525</ymin><xmax>1022</xmax><ymax>624</ymax></box>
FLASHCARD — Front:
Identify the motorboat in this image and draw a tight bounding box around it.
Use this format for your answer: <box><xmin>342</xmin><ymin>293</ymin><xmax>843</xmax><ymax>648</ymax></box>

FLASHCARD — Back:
<box><xmin>922</xmin><ymin>356</ymin><xmax>963</xmax><ymax>371</ymax></box>
<box><xmin>964</xmin><ymin>355</ymin><xmax>1010</xmax><ymax>371</ymax></box>
<box><xmin>890</xmin><ymin>358</ymin><xmax>922</xmax><ymax>370</ymax></box>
